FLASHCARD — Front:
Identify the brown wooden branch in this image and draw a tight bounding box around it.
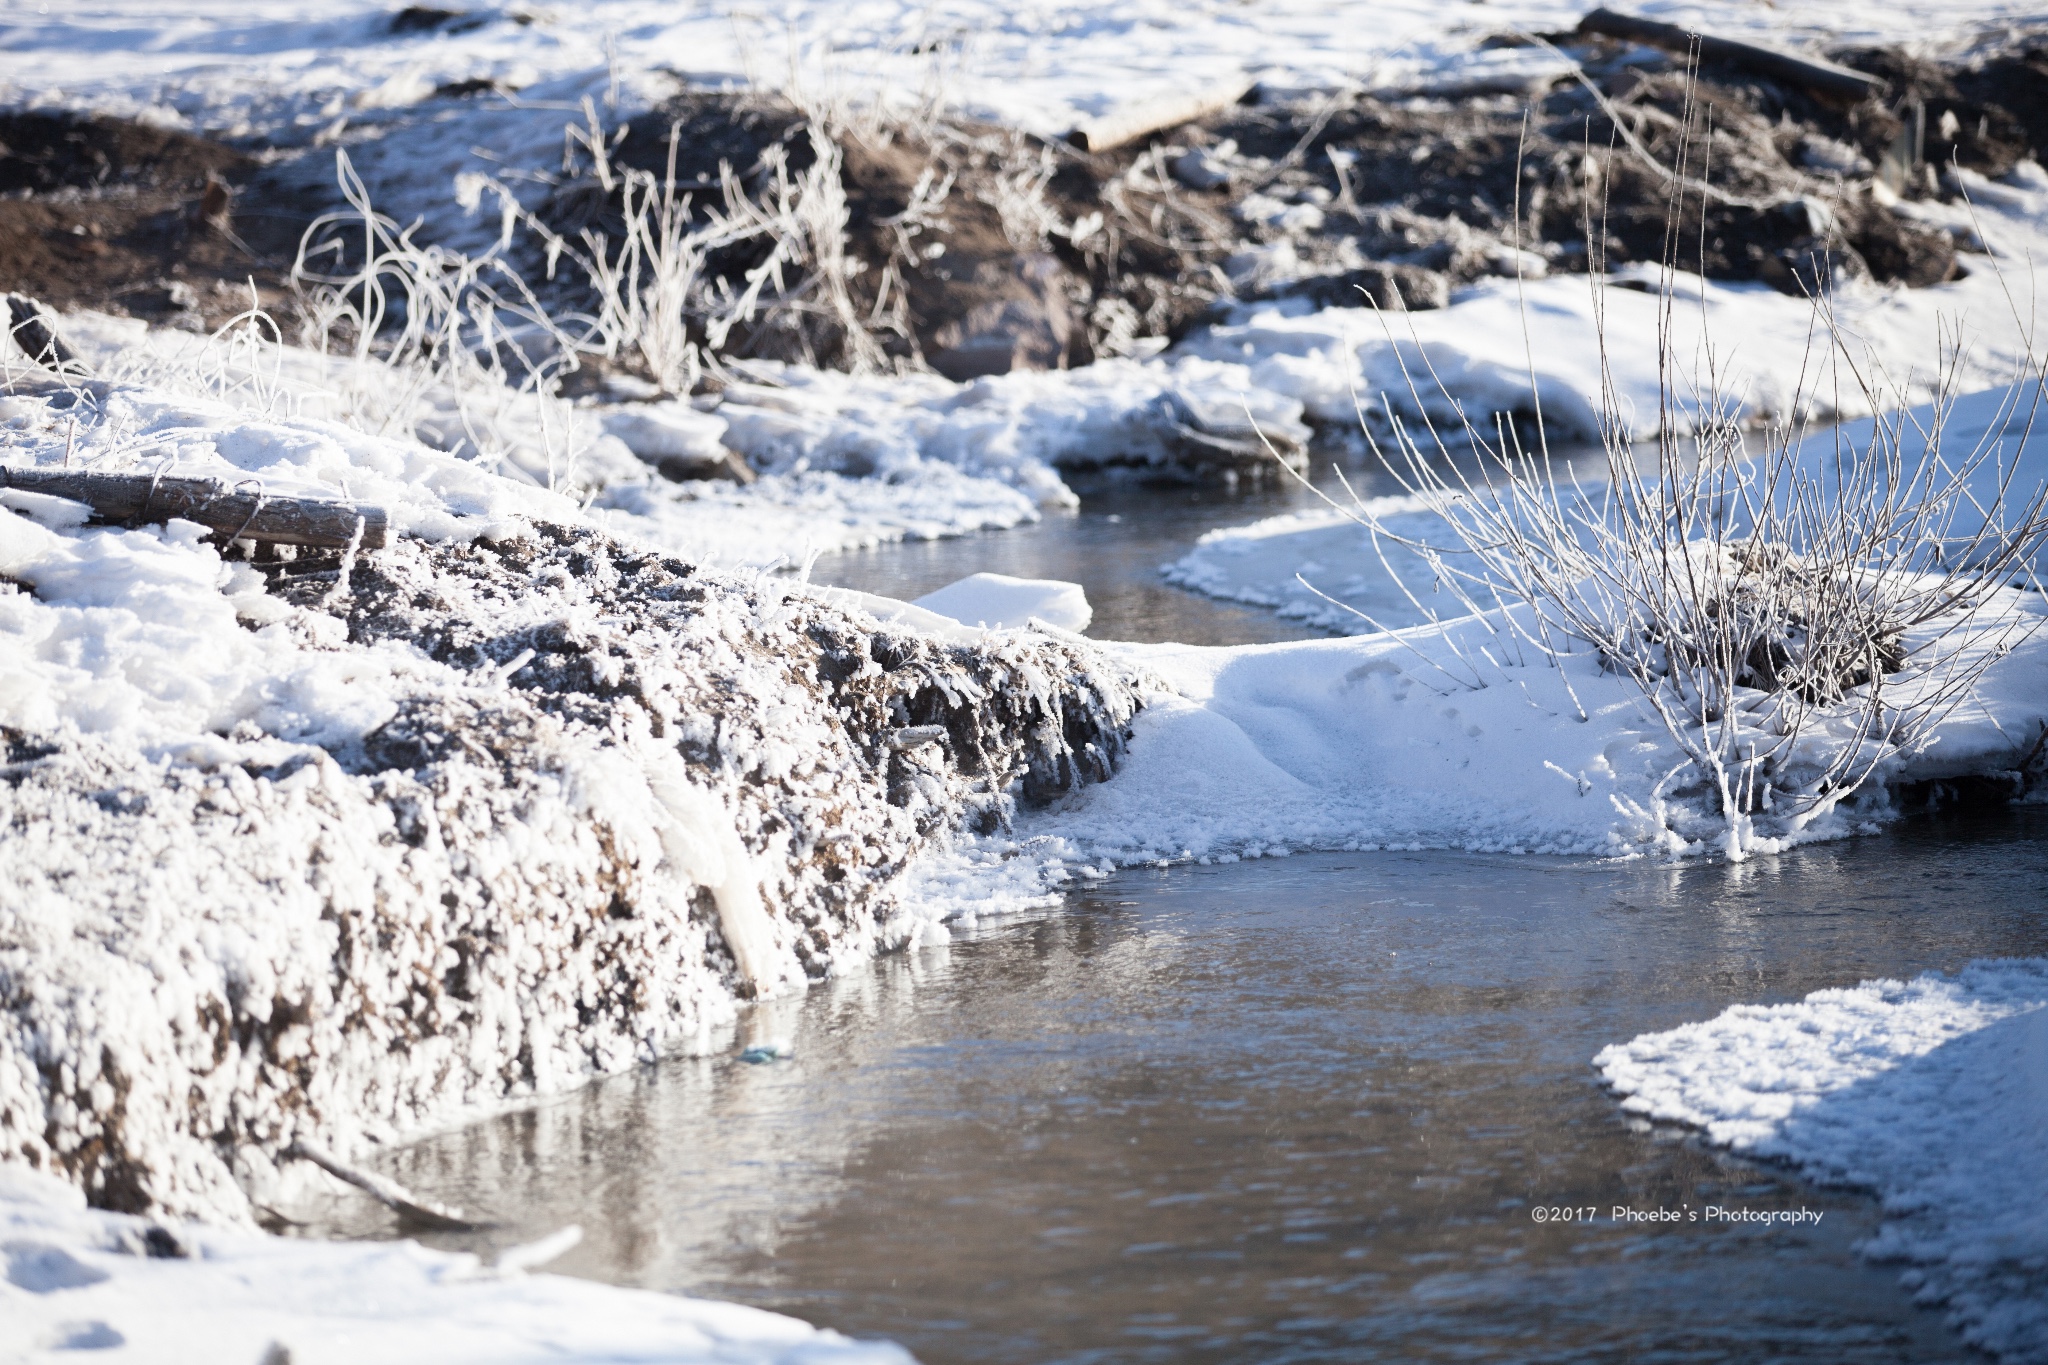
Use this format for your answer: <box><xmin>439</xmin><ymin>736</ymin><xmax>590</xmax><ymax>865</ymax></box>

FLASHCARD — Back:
<box><xmin>1</xmin><ymin>466</ymin><xmax>389</xmax><ymax>549</ymax></box>
<box><xmin>5</xmin><ymin>295</ymin><xmax>84</xmax><ymax>374</ymax></box>
<box><xmin>1577</xmin><ymin>9</ymin><xmax>1884</xmax><ymax>101</ymax></box>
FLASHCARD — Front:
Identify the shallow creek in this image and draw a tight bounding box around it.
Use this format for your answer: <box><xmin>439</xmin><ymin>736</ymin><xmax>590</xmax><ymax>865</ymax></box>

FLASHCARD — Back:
<box><xmin>319</xmin><ymin>484</ymin><xmax>2045</xmax><ymax>1363</ymax></box>
<box><xmin>322</xmin><ymin>819</ymin><xmax>2048</xmax><ymax>1363</ymax></box>
<box><xmin>820</xmin><ymin>478</ymin><xmax>1336</xmax><ymax>646</ymax></box>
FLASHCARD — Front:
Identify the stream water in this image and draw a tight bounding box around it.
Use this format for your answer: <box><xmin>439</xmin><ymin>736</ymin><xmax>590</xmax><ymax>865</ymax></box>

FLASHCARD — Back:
<box><xmin>323</xmin><ymin>817</ymin><xmax>2048</xmax><ymax>1364</ymax></box>
<box><xmin>819</xmin><ymin>478</ymin><xmax>1335</xmax><ymax>647</ymax></box>
<box><xmin>319</xmin><ymin>482</ymin><xmax>2046</xmax><ymax>1363</ymax></box>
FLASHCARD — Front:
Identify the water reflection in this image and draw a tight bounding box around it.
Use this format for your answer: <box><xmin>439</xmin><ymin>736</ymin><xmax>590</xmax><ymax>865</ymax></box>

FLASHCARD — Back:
<box><xmin>310</xmin><ymin>807</ymin><xmax>2048</xmax><ymax>1364</ymax></box>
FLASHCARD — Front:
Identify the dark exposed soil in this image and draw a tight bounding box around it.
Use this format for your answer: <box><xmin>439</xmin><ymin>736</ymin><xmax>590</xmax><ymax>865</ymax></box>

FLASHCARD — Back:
<box><xmin>548</xmin><ymin>92</ymin><xmax>1239</xmax><ymax>376</ymax></box>
<box><xmin>1194</xmin><ymin>35</ymin><xmax>2005</xmax><ymax>303</ymax></box>
<box><xmin>1841</xmin><ymin>45</ymin><xmax>2048</xmax><ymax>180</ymax></box>
<box><xmin>0</xmin><ymin>111</ymin><xmax>315</xmax><ymax>332</ymax></box>
<box><xmin>532</xmin><ymin>28</ymin><xmax>2046</xmax><ymax>382</ymax></box>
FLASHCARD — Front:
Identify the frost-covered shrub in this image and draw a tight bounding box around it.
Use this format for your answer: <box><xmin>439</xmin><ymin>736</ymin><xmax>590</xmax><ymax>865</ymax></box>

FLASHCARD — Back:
<box><xmin>1305</xmin><ymin>307</ymin><xmax>2048</xmax><ymax>859</ymax></box>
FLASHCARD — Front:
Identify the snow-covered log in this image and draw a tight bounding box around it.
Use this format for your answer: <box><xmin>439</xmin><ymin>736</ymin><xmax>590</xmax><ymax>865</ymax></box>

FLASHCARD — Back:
<box><xmin>0</xmin><ymin>466</ymin><xmax>391</xmax><ymax>550</ymax></box>
<box><xmin>1576</xmin><ymin>9</ymin><xmax>1884</xmax><ymax>101</ymax></box>
<box><xmin>1067</xmin><ymin>80</ymin><xmax>1255</xmax><ymax>154</ymax></box>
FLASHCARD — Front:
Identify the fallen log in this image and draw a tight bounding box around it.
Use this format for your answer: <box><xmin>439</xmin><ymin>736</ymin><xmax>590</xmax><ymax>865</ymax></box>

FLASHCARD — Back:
<box><xmin>1577</xmin><ymin>8</ymin><xmax>1884</xmax><ymax>101</ymax></box>
<box><xmin>1068</xmin><ymin>79</ymin><xmax>1255</xmax><ymax>154</ymax></box>
<box><xmin>0</xmin><ymin>466</ymin><xmax>389</xmax><ymax>549</ymax></box>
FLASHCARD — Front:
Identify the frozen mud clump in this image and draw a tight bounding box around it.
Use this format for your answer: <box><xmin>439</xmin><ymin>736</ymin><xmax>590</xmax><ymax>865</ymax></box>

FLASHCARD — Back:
<box><xmin>0</xmin><ymin>523</ymin><xmax>1142</xmax><ymax>1223</ymax></box>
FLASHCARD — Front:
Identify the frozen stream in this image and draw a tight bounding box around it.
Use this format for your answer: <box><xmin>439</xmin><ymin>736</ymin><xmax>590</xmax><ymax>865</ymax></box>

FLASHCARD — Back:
<box><xmin>316</xmin><ymin>810</ymin><xmax>2048</xmax><ymax>1363</ymax></box>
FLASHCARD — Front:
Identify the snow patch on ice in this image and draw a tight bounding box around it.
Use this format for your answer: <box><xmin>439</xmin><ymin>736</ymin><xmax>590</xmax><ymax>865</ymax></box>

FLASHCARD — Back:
<box><xmin>914</xmin><ymin>572</ymin><xmax>1092</xmax><ymax>632</ymax></box>
<box><xmin>1597</xmin><ymin>961</ymin><xmax>2048</xmax><ymax>1364</ymax></box>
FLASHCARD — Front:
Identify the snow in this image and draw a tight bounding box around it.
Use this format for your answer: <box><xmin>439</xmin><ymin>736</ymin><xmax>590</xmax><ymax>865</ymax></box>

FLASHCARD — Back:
<box><xmin>1595</xmin><ymin>961</ymin><xmax>2048</xmax><ymax>1364</ymax></box>
<box><xmin>0</xmin><ymin>1163</ymin><xmax>911</xmax><ymax>1364</ymax></box>
<box><xmin>8</xmin><ymin>0</ymin><xmax>2048</xmax><ymax>1351</ymax></box>
<box><xmin>2</xmin><ymin>0</ymin><xmax>2035</xmax><ymax>148</ymax></box>
<box><xmin>1170</xmin><ymin>265</ymin><xmax>2048</xmax><ymax>639</ymax></box>
<box><xmin>1002</xmin><ymin>574</ymin><xmax>2048</xmax><ymax>866</ymax></box>
<box><xmin>913</xmin><ymin>572</ymin><xmax>1091</xmax><ymax>632</ymax></box>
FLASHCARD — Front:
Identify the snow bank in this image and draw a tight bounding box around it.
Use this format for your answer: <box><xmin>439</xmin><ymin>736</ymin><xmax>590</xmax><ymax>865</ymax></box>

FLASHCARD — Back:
<box><xmin>0</xmin><ymin>488</ymin><xmax>1141</xmax><ymax>1224</ymax></box>
<box><xmin>0</xmin><ymin>1163</ymin><xmax>909</xmax><ymax>1364</ymax></box>
<box><xmin>1012</xmin><ymin>573</ymin><xmax>2048</xmax><ymax>864</ymax></box>
<box><xmin>1173</xmin><ymin>366</ymin><xmax>2048</xmax><ymax>647</ymax></box>
<box><xmin>1595</xmin><ymin>961</ymin><xmax>2048</xmax><ymax>1364</ymax></box>
<box><xmin>28</xmin><ymin>319</ymin><xmax>1050</xmax><ymax>571</ymax></box>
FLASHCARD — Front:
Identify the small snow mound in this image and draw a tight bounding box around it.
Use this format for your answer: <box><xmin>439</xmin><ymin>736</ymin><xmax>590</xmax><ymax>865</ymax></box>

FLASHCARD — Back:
<box><xmin>915</xmin><ymin>572</ymin><xmax>1093</xmax><ymax>632</ymax></box>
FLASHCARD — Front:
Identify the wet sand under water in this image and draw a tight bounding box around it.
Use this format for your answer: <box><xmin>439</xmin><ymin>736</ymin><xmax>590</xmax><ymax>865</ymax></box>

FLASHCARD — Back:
<box><xmin>312</xmin><ymin>807</ymin><xmax>2048</xmax><ymax>1364</ymax></box>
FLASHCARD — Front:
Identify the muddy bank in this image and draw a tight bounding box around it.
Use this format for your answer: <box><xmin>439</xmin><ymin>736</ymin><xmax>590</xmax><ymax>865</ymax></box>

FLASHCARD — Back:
<box><xmin>12</xmin><ymin>31</ymin><xmax>2042</xmax><ymax>364</ymax></box>
<box><xmin>0</xmin><ymin>520</ymin><xmax>1142</xmax><ymax>1223</ymax></box>
<box><xmin>4</xmin><ymin>22</ymin><xmax>2045</xmax><ymax>477</ymax></box>
<box><xmin>554</xmin><ymin>29</ymin><xmax>2048</xmax><ymax>382</ymax></box>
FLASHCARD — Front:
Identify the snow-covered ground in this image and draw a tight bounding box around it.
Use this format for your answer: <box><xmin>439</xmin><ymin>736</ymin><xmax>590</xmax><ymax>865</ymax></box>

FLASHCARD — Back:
<box><xmin>14</xmin><ymin>0</ymin><xmax>2037</xmax><ymax>145</ymax></box>
<box><xmin>1598</xmin><ymin>961</ymin><xmax>2048</xmax><ymax>1364</ymax></box>
<box><xmin>0</xmin><ymin>1164</ymin><xmax>910</xmax><ymax>1364</ymax></box>
<box><xmin>10</xmin><ymin>0</ymin><xmax>2048</xmax><ymax>575</ymax></box>
<box><xmin>37</xmin><ymin>151</ymin><xmax>2048</xmax><ymax>579</ymax></box>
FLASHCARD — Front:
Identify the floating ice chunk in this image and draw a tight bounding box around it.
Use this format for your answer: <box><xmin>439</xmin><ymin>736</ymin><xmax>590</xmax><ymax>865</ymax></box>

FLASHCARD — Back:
<box><xmin>914</xmin><ymin>572</ymin><xmax>1092</xmax><ymax>632</ymax></box>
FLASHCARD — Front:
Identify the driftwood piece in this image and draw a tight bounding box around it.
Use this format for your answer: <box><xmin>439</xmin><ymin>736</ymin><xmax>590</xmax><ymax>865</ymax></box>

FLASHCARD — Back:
<box><xmin>1068</xmin><ymin>80</ymin><xmax>1255</xmax><ymax>154</ymax></box>
<box><xmin>0</xmin><ymin>466</ymin><xmax>389</xmax><ymax>549</ymax></box>
<box><xmin>5</xmin><ymin>295</ymin><xmax>82</xmax><ymax>373</ymax></box>
<box><xmin>1577</xmin><ymin>8</ymin><xmax>1884</xmax><ymax>101</ymax></box>
<box><xmin>287</xmin><ymin>1141</ymin><xmax>485</xmax><ymax>1232</ymax></box>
